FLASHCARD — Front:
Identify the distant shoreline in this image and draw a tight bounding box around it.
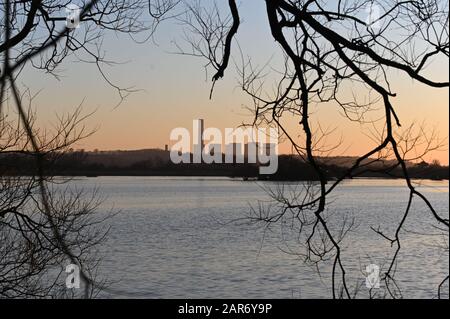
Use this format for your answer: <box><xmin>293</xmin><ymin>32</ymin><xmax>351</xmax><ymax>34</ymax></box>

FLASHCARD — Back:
<box><xmin>1</xmin><ymin>150</ymin><xmax>448</xmax><ymax>181</ymax></box>
<box><xmin>10</xmin><ymin>174</ymin><xmax>449</xmax><ymax>182</ymax></box>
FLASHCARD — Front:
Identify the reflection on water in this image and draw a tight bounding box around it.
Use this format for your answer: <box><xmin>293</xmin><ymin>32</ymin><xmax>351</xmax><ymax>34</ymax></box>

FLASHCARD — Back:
<box><xmin>68</xmin><ymin>177</ymin><xmax>449</xmax><ymax>298</ymax></box>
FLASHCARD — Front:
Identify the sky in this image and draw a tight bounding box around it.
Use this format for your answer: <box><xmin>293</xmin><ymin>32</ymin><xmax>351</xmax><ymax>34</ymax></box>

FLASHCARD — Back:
<box><xmin>15</xmin><ymin>1</ymin><xmax>450</xmax><ymax>164</ymax></box>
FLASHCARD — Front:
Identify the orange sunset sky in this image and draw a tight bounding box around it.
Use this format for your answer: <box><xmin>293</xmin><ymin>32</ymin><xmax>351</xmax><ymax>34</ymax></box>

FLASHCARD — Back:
<box><xmin>17</xmin><ymin>2</ymin><xmax>449</xmax><ymax>165</ymax></box>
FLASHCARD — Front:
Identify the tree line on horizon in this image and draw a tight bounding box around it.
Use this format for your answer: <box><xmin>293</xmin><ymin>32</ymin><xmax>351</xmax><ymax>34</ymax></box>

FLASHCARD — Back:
<box><xmin>1</xmin><ymin>149</ymin><xmax>448</xmax><ymax>180</ymax></box>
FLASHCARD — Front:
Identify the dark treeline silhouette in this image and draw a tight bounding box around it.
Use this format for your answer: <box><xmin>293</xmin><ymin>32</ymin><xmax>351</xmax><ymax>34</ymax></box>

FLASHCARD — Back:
<box><xmin>2</xmin><ymin>149</ymin><xmax>447</xmax><ymax>181</ymax></box>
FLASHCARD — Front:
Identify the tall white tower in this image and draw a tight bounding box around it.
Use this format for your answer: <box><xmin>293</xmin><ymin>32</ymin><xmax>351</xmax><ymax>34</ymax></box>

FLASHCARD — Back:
<box><xmin>193</xmin><ymin>119</ymin><xmax>205</xmax><ymax>163</ymax></box>
<box><xmin>199</xmin><ymin>119</ymin><xmax>204</xmax><ymax>155</ymax></box>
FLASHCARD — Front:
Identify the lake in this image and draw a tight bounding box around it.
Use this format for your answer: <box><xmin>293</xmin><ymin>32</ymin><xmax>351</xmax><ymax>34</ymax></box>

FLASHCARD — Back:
<box><xmin>68</xmin><ymin>177</ymin><xmax>449</xmax><ymax>298</ymax></box>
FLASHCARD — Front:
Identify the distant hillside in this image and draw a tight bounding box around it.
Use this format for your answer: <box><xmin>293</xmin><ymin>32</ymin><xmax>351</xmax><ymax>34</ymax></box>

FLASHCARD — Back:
<box><xmin>82</xmin><ymin>149</ymin><xmax>170</xmax><ymax>168</ymax></box>
<box><xmin>71</xmin><ymin>150</ymin><xmax>414</xmax><ymax>169</ymax></box>
<box><xmin>0</xmin><ymin>149</ymin><xmax>448</xmax><ymax>180</ymax></box>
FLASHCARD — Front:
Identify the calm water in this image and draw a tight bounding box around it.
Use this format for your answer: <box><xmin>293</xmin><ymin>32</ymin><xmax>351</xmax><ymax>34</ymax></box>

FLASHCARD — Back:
<box><xmin>68</xmin><ymin>177</ymin><xmax>449</xmax><ymax>298</ymax></box>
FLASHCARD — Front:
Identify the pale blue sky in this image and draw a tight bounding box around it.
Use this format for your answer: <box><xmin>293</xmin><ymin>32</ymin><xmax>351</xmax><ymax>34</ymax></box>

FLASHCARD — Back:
<box><xmin>14</xmin><ymin>1</ymin><xmax>449</xmax><ymax>163</ymax></box>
